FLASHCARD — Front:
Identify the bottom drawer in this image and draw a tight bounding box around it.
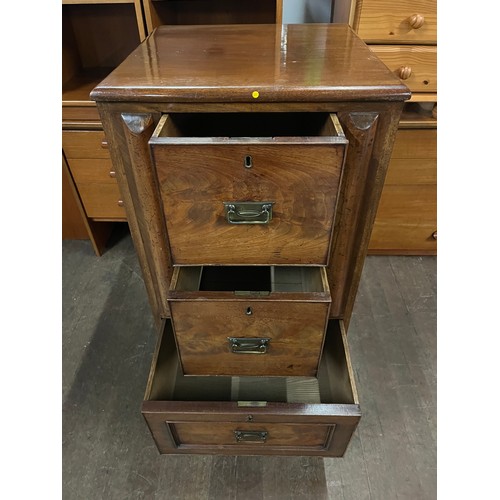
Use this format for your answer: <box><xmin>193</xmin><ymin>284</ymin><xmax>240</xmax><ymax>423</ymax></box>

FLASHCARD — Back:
<box><xmin>142</xmin><ymin>319</ymin><xmax>361</xmax><ymax>456</ymax></box>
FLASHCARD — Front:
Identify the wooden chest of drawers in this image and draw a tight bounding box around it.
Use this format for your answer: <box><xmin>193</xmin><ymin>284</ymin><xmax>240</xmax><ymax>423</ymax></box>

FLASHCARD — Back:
<box><xmin>334</xmin><ymin>0</ymin><xmax>437</xmax><ymax>255</ymax></box>
<box><xmin>91</xmin><ymin>24</ymin><xmax>410</xmax><ymax>457</ymax></box>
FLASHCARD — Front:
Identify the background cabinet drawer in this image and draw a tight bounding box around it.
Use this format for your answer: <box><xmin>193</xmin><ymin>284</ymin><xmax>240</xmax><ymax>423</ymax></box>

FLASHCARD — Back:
<box><xmin>169</xmin><ymin>266</ymin><xmax>331</xmax><ymax>377</ymax></box>
<box><xmin>355</xmin><ymin>0</ymin><xmax>436</xmax><ymax>43</ymax></box>
<box><xmin>369</xmin><ymin>46</ymin><xmax>436</xmax><ymax>93</ymax></box>
<box><xmin>62</xmin><ymin>130</ymin><xmax>109</xmax><ymax>159</ymax></box>
<box><xmin>370</xmin><ymin>184</ymin><xmax>437</xmax><ymax>252</ymax></box>
<box><xmin>77</xmin><ymin>183</ymin><xmax>126</xmax><ymax>219</ymax></box>
<box><xmin>149</xmin><ymin>113</ymin><xmax>347</xmax><ymax>265</ymax></box>
<box><xmin>66</xmin><ymin>157</ymin><xmax>126</xmax><ymax>219</ymax></box>
<box><xmin>391</xmin><ymin>128</ymin><xmax>437</xmax><ymax>159</ymax></box>
<box><xmin>142</xmin><ymin>319</ymin><xmax>361</xmax><ymax>457</ymax></box>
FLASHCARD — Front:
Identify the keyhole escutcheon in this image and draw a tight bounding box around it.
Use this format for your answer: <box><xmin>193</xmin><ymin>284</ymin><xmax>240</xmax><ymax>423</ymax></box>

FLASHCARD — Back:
<box><xmin>245</xmin><ymin>306</ymin><xmax>253</xmax><ymax>316</ymax></box>
<box><xmin>244</xmin><ymin>155</ymin><xmax>253</xmax><ymax>168</ymax></box>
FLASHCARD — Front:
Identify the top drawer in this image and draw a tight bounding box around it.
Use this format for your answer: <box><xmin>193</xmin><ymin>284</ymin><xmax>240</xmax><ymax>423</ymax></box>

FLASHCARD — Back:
<box><xmin>149</xmin><ymin>113</ymin><xmax>348</xmax><ymax>266</ymax></box>
<box><xmin>356</xmin><ymin>0</ymin><xmax>436</xmax><ymax>44</ymax></box>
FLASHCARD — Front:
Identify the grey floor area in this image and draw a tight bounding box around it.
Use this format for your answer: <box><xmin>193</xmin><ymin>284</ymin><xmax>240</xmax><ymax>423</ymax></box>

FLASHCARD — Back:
<box><xmin>62</xmin><ymin>226</ymin><xmax>436</xmax><ymax>500</ymax></box>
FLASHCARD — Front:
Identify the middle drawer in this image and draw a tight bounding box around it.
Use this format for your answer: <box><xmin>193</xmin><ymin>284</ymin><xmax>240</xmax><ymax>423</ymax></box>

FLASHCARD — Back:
<box><xmin>168</xmin><ymin>266</ymin><xmax>331</xmax><ymax>377</ymax></box>
<box><xmin>149</xmin><ymin>112</ymin><xmax>348</xmax><ymax>266</ymax></box>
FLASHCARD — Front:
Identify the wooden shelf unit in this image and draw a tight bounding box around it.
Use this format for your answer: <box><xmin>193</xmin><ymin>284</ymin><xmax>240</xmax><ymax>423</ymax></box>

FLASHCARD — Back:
<box><xmin>143</xmin><ymin>0</ymin><xmax>283</xmax><ymax>33</ymax></box>
<box><xmin>62</xmin><ymin>0</ymin><xmax>146</xmax><ymax>254</ymax></box>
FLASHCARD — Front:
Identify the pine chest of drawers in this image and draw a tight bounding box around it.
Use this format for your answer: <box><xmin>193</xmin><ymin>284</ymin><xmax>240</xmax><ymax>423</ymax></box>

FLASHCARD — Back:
<box><xmin>91</xmin><ymin>23</ymin><xmax>410</xmax><ymax>457</ymax></box>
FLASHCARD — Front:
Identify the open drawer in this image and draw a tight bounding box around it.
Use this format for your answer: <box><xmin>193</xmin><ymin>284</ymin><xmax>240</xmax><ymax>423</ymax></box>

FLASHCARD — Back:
<box><xmin>142</xmin><ymin>319</ymin><xmax>361</xmax><ymax>457</ymax></box>
<box><xmin>149</xmin><ymin>112</ymin><xmax>348</xmax><ymax>266</ymax></box>
<box><xmin>168</xmin><ymin>266</ymin><xmax>331</xmax><ymax>377</ymax></box>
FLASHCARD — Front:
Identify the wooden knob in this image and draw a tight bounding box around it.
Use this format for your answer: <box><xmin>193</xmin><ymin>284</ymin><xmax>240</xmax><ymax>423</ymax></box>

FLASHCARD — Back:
<box><xmin>109</xmin><ymin>170</ymin><xmax>116</xmax><ymax>178</ymax></box>
<box><xmin>118</xmin><ymin>200</ymin><xmax>124</xmax><ymax>207</ymax></box>
<box><xmin>101</xmin><ymin>139</ymin><xmax>108</xmax><ymax>149</ymax></box>
<box><xmin>408</xmin><ymin>14</ymin><xmax>425</xmax><ymax>29</ymax></box>
<box><xmin>432</xmin><ymin>231</ymin><xmax>437</xmax><ymax>240</ymax></box>
<box><xmin>398</xmin><ymin>66</ymin><xmax>412</xmax><ymax>80</ymax></box>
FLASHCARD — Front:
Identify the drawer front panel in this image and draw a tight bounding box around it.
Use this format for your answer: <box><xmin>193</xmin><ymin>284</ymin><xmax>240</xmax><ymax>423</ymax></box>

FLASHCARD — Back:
<box><xmin>151</xmin><ymin>143</ymin><xmax>346</xmax><ymax>265</ymax></box>
<box><xmin>356</xmin><ymin>0</ymin><xmax>436</xmax><ymax>43</ymax></box>
<box><xmin>370</xmin><ymin>184</ymin><xmax>437</xmax><ymax>251</ymax></box>
<box><xmin>62</xmin><ymin>106</ymin><xmax>101</xmax><ymax>122</ymax></box>
<box><xmin>392</xmin><ymin>129</ymin><xmax>436</xmax><ymax>159</ymax></box>
<box><xmin>62</xmin><ymin>131</ymin><xmax>109</xmax><ymax>159</ymax></box>
<box><xmin>369</xmin><ymin>46</ymin><xmax>436</xmax><ymax>93</ymax></box>
<box><xmin>77</xmin><ymin>183</ymin><xmax>126</xmax><ymax>219</ymax></box>
<box><xmin>172</xmin><ymin>422</ymin><xmax>330</xmax><ymax>448</ymax></box>
<box><xmin>170</xmin><ymin>301</ymin><xmax>329</xmax><ymax>377</ymax></box>
<box><xmin>68</xmin><ymin>158</ymin><xmax>116</xmax><ymax>184</ymax></box>
<box><xmin>385</xmin><ymin>157</ymin><xmax>436</xmax><ymax>185</ymax></box>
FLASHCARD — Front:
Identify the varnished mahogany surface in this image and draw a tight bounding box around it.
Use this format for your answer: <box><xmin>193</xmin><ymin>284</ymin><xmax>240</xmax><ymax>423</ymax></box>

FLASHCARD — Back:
<box><xmin>91</xmin><ymin>24</ymin><xmax>410</xmax><ymax>103</ymax></box>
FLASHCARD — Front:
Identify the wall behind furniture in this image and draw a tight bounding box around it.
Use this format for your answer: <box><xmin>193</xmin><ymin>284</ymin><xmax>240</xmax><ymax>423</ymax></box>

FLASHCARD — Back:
<box><xmin>282</xmin><ymin>0</ymin><xmax>332</xmax><ymax>23</ymax></box>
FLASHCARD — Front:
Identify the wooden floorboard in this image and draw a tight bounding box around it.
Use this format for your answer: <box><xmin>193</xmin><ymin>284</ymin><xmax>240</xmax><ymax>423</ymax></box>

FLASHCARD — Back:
<box><xmin>62</xmin><ymin>234</ymin><xmax>436</xmax><ymax>499</ymax></box>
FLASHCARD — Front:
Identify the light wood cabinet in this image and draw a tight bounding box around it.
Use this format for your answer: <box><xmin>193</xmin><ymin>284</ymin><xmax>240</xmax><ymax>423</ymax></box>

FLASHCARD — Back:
<box><xmin>62</xmin><ymin>0</ymin><xmax>146</xmax><ymax>254</ymax></box>
<box><xmin>333</xmin><ymin>0</ymin><xmax>437</xmax><ymax>254</ymax></box>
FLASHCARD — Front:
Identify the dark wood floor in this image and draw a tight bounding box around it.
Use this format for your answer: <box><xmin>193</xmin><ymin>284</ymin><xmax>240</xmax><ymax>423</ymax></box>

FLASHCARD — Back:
<box><xmin>62</xmin><ymin>227</ymin><xmax>436</xmax><ymax>499</ymax></box>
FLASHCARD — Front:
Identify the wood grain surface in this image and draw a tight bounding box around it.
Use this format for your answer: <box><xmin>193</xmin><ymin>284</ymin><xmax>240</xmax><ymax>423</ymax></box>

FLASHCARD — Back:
<box><xmin>62</xmin><ymin>131</ymin><xmax>109</xmax><ymax>159</ymax></box>
<box><xmin>369</xmin><ymin>45</ymin><xmax>436</xmax><ymax>93</ymax></box>
<box><xmin>173</xmin><ymin>422</ymin><xmax>330</xmax><ymax>448</ymax></box>
<box><xmin>91</xmin><ymin>24</ymin><xmax>410</xmax><ymax>103</ymax></box>
<box><xmin>152</xmin><ymin>140</ymin><xmax>346</xmax><ymax>265</ymax></box>
<box><xmin>354</xmin><ymin>0</ymin><xmax>437</xmax><ymax>43</ymax></box>
<box><xmin>142</xmin><ymin>319</ymin><xmax>360</xmax><ymax>456</ymax></box>
<box><xmin>170</xmin><ymin>300</ymin><xmax>330</xmax><ymax>376</ymax></box>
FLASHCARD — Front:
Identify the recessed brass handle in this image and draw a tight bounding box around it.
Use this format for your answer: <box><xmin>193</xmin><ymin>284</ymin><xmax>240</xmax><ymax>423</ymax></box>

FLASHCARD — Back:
<box><xmin>398</xmin><ymin>66</ymin><xmax>412</xmax><ymax>80</ymax></box>
<box><xmin>432</xmin><ymin>231</ymin><xmax>437</xmax><ymax>240</ymax></box>
<box><xmin>408</xmin><ymin>14</ymin><xmax>425</xmax><ymax>29</ymax></box>
<box><xmin>228</xmin><ymin>337</ymin><xmax>270</xmax><ymax>354</ymax></box>
<box><xmin>234</xmin><ymin>430</ymin><xmax>268</xmax><ymax>443</ymax></box>
<box><xmin>223</xmin><ymin>201</ymin><xmax>274</xmax><ymax>224</ymax></box>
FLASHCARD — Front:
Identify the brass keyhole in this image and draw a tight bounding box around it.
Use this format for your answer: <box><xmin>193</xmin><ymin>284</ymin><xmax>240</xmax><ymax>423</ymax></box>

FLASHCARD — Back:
<box><xmin>246</xmin><ymin>415</ymin><xmax>253</xmax><ymax>421</ymax></box>
<box><xmin>244</xmin><ymin>155</ymin><xmax>253</xmax><ymax>168</ymax></box>
<box><xmin>245</xmin><ymin>307</ymin><xmax>253</xmax><ymax>316</ymax></box>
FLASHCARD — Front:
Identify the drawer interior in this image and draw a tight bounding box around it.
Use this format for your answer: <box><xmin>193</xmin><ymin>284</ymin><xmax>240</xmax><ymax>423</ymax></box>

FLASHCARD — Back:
<box><xmin>173</xmin><ymin>266</ymin><xmax>327</xmax><ymax>294</ymax></box>
<box><xmin>155</xmin><ymin>112</ymin><xmax>343</xmax><ymax>139</ymax></box>
<box><xmin>145</xmin><ymin>319</ymin><xmax>357</xmax><ymax>406</ymax></box>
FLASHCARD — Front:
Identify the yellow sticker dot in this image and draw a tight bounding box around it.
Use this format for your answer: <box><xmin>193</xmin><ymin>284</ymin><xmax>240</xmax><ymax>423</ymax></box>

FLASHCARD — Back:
<box><xmin>252</xmin><ymin>91</ymin><xmax>260</xmax><ymax>99</ymax></box>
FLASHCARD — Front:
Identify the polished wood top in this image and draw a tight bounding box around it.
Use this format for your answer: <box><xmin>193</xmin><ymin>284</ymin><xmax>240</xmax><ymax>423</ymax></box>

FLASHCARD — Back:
<box><xmin>91</xmin><ymin>24</ymin><xmax>410</xmax><ymax>103</ymax></box>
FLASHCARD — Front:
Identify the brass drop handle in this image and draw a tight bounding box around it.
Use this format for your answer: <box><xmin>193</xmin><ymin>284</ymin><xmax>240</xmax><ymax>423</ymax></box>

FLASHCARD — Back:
<box><xmin>398</xmin><ymin>66</ymin><xmax>412</xmax><ymax>80</ymax></box>
<box><xmin>234</xmin><ymin>430</ymin><xmax>267</xmax><ymax>443</ymax></box>
<box><xmin>118</xmin><ymin>200</ymin><xmax>124</xmax><ymax>207</ymax></box>
<box><xmin>408</xmin><ymin>14</ymin><xmax>425</xmax><ymax>29</ymax></box>
<box><xmin>432</xmin><ymin>231</ymin><xmax>437</xmax><ymax>240</ymax></box>
<box><xmin>109</xmin><ymin>170</ymin><xmax>116</xmax><ymax>178</ymax></box>
<box><xmin>228</xmin><ymin>337</ymin><xmax>270</xmax><ymax>354</ymax></box>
